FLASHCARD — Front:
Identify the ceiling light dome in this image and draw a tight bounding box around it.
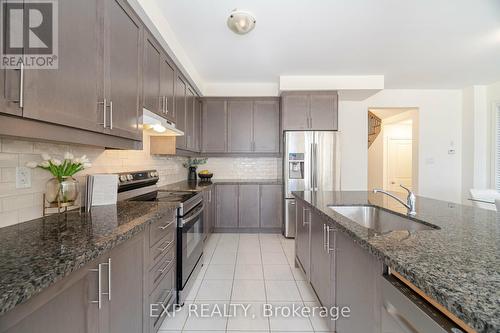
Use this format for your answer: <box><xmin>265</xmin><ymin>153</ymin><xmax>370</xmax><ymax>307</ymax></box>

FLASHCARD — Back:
<box><xmin>227</xmin><ymin>9</ymin><xmax>256</xmax><ymax>35</ymax></box>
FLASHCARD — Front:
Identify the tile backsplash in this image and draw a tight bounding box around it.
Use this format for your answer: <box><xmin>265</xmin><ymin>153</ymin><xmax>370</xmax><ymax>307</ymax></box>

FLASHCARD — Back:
<box><xmin>0</xmin><ymin>133</ymin><xmax>281</xmax><ymax>227</ymax></box>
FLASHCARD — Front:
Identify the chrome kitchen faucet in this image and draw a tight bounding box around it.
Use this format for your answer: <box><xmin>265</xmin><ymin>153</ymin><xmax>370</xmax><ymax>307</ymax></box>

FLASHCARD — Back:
<box><xmin>373</xmin><ymin>185</ymin><xmax>417</xmax><ymax>216</ymax></box>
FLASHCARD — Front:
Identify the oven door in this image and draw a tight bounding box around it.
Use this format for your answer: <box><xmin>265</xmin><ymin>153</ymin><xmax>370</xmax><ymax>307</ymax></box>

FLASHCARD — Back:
<box><xmin>178</xmin><ymin>202</ymin><xmax>204</xmax><ymax>289</ymax></box>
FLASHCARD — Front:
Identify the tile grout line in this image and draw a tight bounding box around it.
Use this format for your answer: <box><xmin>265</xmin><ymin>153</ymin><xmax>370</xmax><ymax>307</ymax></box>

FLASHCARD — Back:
<box><xmin>259</xmin><ymin>233</ymin><xmax>272</xmax><ymax>332</ymax></box>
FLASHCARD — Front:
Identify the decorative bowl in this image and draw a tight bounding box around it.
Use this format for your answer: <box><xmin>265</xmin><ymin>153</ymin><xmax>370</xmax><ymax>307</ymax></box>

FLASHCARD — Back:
<box><xmin>198</xmin><ymin>172</ymin><xmax>213</xmax><ymax>180</ymax></box>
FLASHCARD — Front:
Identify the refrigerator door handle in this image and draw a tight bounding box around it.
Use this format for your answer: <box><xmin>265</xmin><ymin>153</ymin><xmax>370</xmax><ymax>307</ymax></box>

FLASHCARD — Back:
<box><xmin>310</xmin><ymin>142</ymin><xmax>314</xmax><ymax>190</ymax></box>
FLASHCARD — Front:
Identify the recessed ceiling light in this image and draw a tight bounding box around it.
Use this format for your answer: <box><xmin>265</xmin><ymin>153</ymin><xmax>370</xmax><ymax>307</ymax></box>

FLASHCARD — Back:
<box><xmin>227</xmin><ymin>9</ymin><xmax>256</xmax><ymax>35</ymax></box>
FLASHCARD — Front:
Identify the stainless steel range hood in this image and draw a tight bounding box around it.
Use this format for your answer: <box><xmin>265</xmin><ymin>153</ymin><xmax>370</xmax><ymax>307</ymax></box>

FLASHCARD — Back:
<box><xmin>141</xmin><ymin>109</ymin><xmax>184</xmax><ymax>136</ymax></box>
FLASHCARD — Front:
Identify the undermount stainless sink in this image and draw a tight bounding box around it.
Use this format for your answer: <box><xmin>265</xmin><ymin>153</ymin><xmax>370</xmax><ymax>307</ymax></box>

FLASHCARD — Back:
<box><xmin>329</xmin><ymin>205</ymin><xmax>438</xmax><ymax>234</ymax></box>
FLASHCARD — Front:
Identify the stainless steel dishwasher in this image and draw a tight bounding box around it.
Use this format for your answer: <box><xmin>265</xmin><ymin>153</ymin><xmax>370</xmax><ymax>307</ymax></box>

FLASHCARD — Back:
<box><xmin>381</xmin><ymin>274</ymin><xmax>466</xmax><ymax>333</ymax></box>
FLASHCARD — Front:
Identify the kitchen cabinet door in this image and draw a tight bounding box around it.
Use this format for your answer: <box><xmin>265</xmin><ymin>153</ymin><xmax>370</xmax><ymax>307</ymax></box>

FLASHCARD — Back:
<box><xmin>0</xmin><ymin>69</ymin><xmax>22</xmax><ymax>116</ymax></box>
<box><xmin>194</xmin><ymin>99</ymin><xmax>202</xmax><ymax>152</ymax></box>
<box><xmin>185</xmin><ymin>87</ymin><xmax>196</xmax><ymax>151</ymax></box>
<box><xmin>228</xmin><ymin>100</ymin><xmax>253</xmax><ymax>153</ymax></box>
<box><xmin>238</xmin><ymin>185</ymin><xmax>260</xmax><ymax>228</ymax></box>
<box><xmin>202</xmin><ymin>100</ymin><xmax>227</xmax><ymax>153</ymax></box>
<box><xmin>107</xmin><ymin>232</ymin><xmax>145</xmax><ymax>333</ymax></box>
<box><xmin>160</xmin><ymin>57</ymin><xmax>175</xmax><ymax>122</ymax></box>
<box><xmin>216</xmin><ymin>185</ymin><xmax>238</xmax><ymax>228</ymax></box>
<box><xmin>260</xmin><ymin>185</ymin><xmax>282</xmax><ymax>229</ymax></box>
<box><xmin>310</xmin><ymin>214</ymin><xmax>331</xmax><ymax>307</ymax></box>
<box><xmin>335</xmin><ymin>231</ymin><xmax>382</xmax><ymax>333</ymax></box>
<box><xmin>203</xmin><ymin>188</ymin><xmax>214</xmax><ymax>240</ymax></box>
<box><xmin>309</xmin><ymin>93</ymin><xmax>338</xmax><ymax>131</ymax></box>
<box><xmin>105</xmin><ymin>0</ymin><xmax>142</xmax><ymax>140</ymax></box>
<box><xmin>175</xmin><ymin>76</ymin><xmax>187</xmax><ymax>149</ymax></box>
<box><xmin>295</xmin><ymin>200</ymin><xmax>311</xmax><ymax>278</ymax></box>
<box><xmin>282</xmin><ymin>94</ymin><xmax>309</xmax><ymax>131</ymax></box>
<box><xmin>4</xmin><ymin>262</ymin><xmax>100</xmax><ymax>333</ymax></box>
<box><xmin>253</xmin><ymin>100</ymin><xmax>280</xmax><ymax>153</ymax></box>
<box><xmin>22</xmin><ymin>0</ymin><xmax>102</xmax><ymax>132</ymax></box>
<box><xmin>143</xmin><ymin>34</ymin><xmax>161</xmax><ymax>115</ymax></box>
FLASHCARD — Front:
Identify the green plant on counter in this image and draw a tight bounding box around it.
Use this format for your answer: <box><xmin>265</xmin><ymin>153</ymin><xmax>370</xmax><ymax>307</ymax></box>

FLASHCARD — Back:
<box><xmin>26</xmin><ymin>152</ymin><xmax>92</xmax><ymax>181</ymax></box>
<box><xmin>183</xmin><ymin>158</ymin><xmax>208</xmax><ymax>168</ymax></box>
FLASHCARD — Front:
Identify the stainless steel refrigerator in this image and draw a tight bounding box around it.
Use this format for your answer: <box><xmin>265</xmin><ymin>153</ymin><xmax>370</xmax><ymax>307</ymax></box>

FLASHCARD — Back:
<box><xmin>283</xmin><ymin>131</ymin><xmax>341</xmax><ymax>238</ymax></box>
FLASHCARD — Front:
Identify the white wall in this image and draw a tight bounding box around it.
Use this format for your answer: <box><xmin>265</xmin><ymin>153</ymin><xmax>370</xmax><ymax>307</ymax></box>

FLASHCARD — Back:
<box><xmin>340</xmin><ymin>89</ymin><xmax>463</xmax><ymax>203</ymax></box>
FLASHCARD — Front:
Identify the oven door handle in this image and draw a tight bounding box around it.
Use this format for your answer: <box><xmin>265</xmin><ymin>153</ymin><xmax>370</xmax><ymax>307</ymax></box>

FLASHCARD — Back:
<box><xmin>180</xmin><ymin>203</ymin><xmax>204</xmax><ymax>227</ymax></box>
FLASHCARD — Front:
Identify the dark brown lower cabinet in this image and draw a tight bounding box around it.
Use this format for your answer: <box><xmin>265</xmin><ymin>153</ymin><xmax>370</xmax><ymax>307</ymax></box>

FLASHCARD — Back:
<box><xmin>1</xmin><ymin>232</ymin><xmax>146</xmax><ymax>333</ymax></box>
<box><xmin>334</xmin><ymin>230</ymin><xmax>382</xmax><ymax>333</ymax></box>
<box><xmin>310</xmin><ymin>215</ymin><xmax>332</xmax><ymax>307</ymax></box>
<box><xmin>238</xmin><ymin>185</ymin><xmax>260</xmax><ymax>228</ymax></box>
<box><xmin>259</xmin><ymin>185</ymin><xmax>282</xmax><ymax>229</ymax></box>
<box><xmin>216</xmin><ymin>185</ymin><xmax>239</xmax><ymax>228</ymax></box>
<box><xmin>295</xmin><ymin>199</ymin><xmax>310</xmax><ymax>278</ymax></box>
<box><xmin>203</xmin><ymin>186</ymin><xmax>215</xmax><ymax>240</ymax></box>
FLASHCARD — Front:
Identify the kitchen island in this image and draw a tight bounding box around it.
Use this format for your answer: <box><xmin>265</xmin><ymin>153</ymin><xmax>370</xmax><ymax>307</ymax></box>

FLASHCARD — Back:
<box><xmin>293</xmin><ymin>190</ymin><xmax>499</xmax><ymax>333</ymax></box>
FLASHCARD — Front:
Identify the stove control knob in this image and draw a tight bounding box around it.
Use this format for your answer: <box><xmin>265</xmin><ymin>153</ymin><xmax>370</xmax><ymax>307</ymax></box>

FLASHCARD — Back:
<box><xmin>153</xmin><ymin>171</ymin><xmax>158</xmax><ymax>177</ymax></box>
<box><xmin>126</xmin><ymin>174</ymin><xmax>134</xmax><ymax>181</ymax></box>
<box><xmin>119</xmin><ymin>175</ymin><xmax>127</xmax><ymax>182</ymax></box>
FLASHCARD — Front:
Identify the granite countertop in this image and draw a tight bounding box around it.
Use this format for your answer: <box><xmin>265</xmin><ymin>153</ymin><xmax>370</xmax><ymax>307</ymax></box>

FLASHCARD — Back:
<box><xmin>293</xmin><ymin>191</ymin><xmax>500</xmax><ymax>333</ymax></box>
<box><xmin>159</xmin><ymin>179</ymin><xmax>282</xmax><ymax>192</ymax></box>
<box><xmin>0</xmin><ymin>201</ymin><xmax>178</xmax><ymax>316</ymax></box>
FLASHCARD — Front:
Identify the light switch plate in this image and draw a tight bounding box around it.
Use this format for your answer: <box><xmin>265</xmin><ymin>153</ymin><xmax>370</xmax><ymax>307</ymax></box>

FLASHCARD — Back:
<box><xmin>16</xmin><ymin>167</ymin><xmax>32</xmax><ymax>189</ymax></box>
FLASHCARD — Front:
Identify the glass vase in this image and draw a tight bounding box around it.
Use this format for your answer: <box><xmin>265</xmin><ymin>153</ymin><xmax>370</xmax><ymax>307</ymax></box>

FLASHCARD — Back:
<box><xmin>188</xmin><ymin>166</ymin><xmax>197</xmax><ymax>182</ymax></box>
<box><xmin>45</xmin><ymin>177</ymin><xmax>79</xmax><ymax>206</ymax></box>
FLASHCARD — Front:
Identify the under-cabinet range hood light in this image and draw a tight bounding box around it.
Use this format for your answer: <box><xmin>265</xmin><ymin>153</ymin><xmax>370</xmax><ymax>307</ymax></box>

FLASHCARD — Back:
<box><xmin>227</xmin><ymin>9</ymin><xmax>256</xmax><ymax>35</ymax></box>
<box><xmin>141</xmin><ymin>109</ymin><xmax>184</xmax><ymax>136</ymax></box>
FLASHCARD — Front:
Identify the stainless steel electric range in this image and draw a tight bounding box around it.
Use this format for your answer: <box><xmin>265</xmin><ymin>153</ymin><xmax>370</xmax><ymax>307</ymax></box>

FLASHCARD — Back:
<box><xmin>116</xmin><ymin>170</ymin><xmax>204</xmax><ymax>305</ymax></box>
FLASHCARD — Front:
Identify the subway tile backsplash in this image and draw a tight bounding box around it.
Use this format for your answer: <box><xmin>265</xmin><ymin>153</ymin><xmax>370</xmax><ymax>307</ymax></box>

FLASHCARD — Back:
<box><xmin>0</xmin><ymin>134</ymin><xmax>281</xmax><ymax>227</ymax></box>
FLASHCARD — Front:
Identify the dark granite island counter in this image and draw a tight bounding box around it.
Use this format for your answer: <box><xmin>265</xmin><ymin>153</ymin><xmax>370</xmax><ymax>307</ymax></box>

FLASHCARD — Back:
<box><xmin>293</xmin><ymin>190</ymin><xmax>500</xmax><ymax>333</ymax></box>
<box><xmin>0</xmin><ymin>201</ymin><xmax>178</xmax><ymax>317</ymax></box>
<box><xmin>158</xmin><ymin>178</ymin><xmax>283</xmax><ymax>192</ymax></box>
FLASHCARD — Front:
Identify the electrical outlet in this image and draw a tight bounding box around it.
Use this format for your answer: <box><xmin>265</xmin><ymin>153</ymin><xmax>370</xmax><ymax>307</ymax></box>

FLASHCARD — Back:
<box><xmin>16</xmin><ymin>167</ymin><xmax>32</xmax><ymax>189</ymax></box>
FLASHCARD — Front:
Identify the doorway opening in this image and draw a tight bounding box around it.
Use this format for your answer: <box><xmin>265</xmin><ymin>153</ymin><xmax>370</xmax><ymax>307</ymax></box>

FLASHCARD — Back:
<box><xmin>368</xmin><ymin>108</ymin><xmax>419</xmax><ymax>194</ymax></box>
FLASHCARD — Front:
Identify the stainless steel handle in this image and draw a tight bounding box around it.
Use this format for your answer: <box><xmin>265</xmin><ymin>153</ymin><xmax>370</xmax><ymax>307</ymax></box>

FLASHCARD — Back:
<box><xmin>165</xmin><ymin>96</ymin><xmax>168</xmax><ymax>113</ymax></box>
<box><xmin>98</xmin><ymin>99</ymin><xmax>107</xmax><ymax>128</ymax></box>
<box><xmin>208</xmin><ymin>190</ymin><xmax>212</xmax><ymax>203</ymax></box>
<box><xmin>158</xmin><ymin>240</ymin><xmax>173</xmax><ymax>252</ymax></box>
<box><xmin>89</xmin><ymin>264</ymin><xmax>103</xmax><ymax>309</ymax></box>
<box><xmin>326</xmin><ymin>225</ymin><xmax>335</xmax><ymax>253</ymax></box>
<box><xmin>181</xmin><ymin>203</ymin><xmax>204</xmax><ymax>225</ymax></box>
<box><xmin>109</xmin><ymin>101</ymin><xmax>113</xmax><ymax>130</ymax></box>
<box><xmin>302</xmin><ymin>208</ymin><xmax>310</xmax><ymax>226</ymax></box>
<box><xmin>158</xmin><ymin>260</ymin><xmax>172</xmax><ymax>273</ymax></box>
<box><xmin>159</xmin><ymin>220</ymin><xmax>174</xmax><ymax>230</ymax></box>
<box><xmin>19</xmin><ymin>63</ymin><xmax>24</xmax><ymax>108</ymax></box>
<box><xmin>310</xmin><ymin>143</ymin><xmax>314</xmax><ymax>189</ymax></box>
<box><xmin>100</xmin><ymin>258</ymin><xmax>111</xmax><ymax>301</ymax></box>
<box><xmin>323</xmin><ymin>224</ymin><xmax>327</xmax><ymax>250</ymax></box>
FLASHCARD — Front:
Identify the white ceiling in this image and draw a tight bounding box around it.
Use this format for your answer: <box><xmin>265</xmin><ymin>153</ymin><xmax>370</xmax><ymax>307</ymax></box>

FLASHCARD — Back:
<box><xmin>154</xmin><ymin>0</ymin><xmax>500</xmax><ymax>89</ymax></box>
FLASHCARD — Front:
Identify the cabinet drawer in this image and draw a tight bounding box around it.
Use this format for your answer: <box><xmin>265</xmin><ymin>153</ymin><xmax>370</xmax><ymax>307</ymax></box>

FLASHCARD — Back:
<box><xmin>150</xmin><ymin>215</ymin><xmax>176</xmax><ymax>248</ymax></box>
<box><xmin>149</xmin><ymin>246</ymin><xmax>175</xmax><ymax>293</ymax></box>
<box><xmin>149</xmin><ymin>268</ymin><xmax>176</xmax><ymax>333</ymax></box>
<box><xmin>150</xmin><ymin>231</ymin><xmax>175</xmax><ymax>269</ymax></box>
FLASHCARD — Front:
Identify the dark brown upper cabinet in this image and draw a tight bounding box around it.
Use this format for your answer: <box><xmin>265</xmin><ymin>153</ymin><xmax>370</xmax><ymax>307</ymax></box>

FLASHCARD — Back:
<box><xmin>175</xmin><ymin>75</ymin><xmax>187</xmax><ymax>149</ymax></box>
<box><xmin>203</xmin><ymin>97</ymin><xmax>280</xmax><ymax>155</ymax></box>
<box><xmin>104</xmin><ymin>0</ymin><xmax>142</xmax><ymax>141</ymax></box>
<box><xmin>160</xmin><ymin>57</ymin><xmax>176</xmax><ymax>122</ymax></box>
<box><xmin>253</xmin><ymin>100</ymin><xmax>280</xmax><ymax>153</ymax></box>
<box><xmin>282</xmin><ymin>91</ymin><xmax>338</xmax><ymax>131</ymax></box>
<box><xmin>186</xmin><ymin>87</ymin><xmax>196</xmax><ymax>151</ymax></box>
<box><xmin>202</xmin><ymin>99</ymin><xmax>227</xmax><ymax>153</ymax></box>
<box><xmin>194</xmin><ymin>99</ymin><xmax>202</xmax><ymax>152</ymax></box>
<box><xmin>228</xmin><ymin>100</ymin><xmax>254</xmax><ymax>153</ymax></box>
<box><xmin>143</xmin><ymin>34</ymin><xmax>162</xmax><ymax>115</ymax></box>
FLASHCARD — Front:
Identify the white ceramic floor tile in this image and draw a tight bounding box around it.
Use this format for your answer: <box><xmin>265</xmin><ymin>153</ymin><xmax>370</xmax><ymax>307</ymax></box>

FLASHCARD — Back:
<box><xmin>296</xmin><ymin>281</ymin><xmax>318</xmax><ymax>302</ymax></box>
<box><xmin>227</xmin><ymin>303</ymin><xmax>270</xmax><ymax>331</ymax></box>
<box><xmin>237</xmin><ymin>251</ymin><xmax>262</xmax><ymax>265</ymax></box>
<box><xmin>204</xmin><ymin>264</ymin><xmax>235</xmax><ymax>280</ymax></box>
<box><xmin>185</xmin><ymin>278</ymin><xmax>202</xmax><ymax>301</ymax></box>
<box><xmin>262</xmin><ymin>252</ymin><xmax>288</xmax><ymax>265</ymax></box>
<box><xmin>234</xmin><ymin>264</ymin><xmax>264</xmax><ymax>280</ymax></box>
<box><xmin>260</xmin><ymin>242</ymin><xmax>284</xmax><ymax>253</ymax></box>
<box><xmin>263</xmin><ymin>265</ymin><xmax>295</xmax><ymax>280</ymax></box>
<box><xmin>183</xmin><ymin>302</ymin><xmax>229</xmax><ymax>331</ymax></box>
<box><xmin>196</xmin><ymin>280</ymin><xmax>233</xmax><ymax>301</ymax></box>
<box><xmin>210</xmin><ymin>250</ymin><xmax>237</xmax><ymax>265</ymax></box>
<box><xmin>267</xmin><ymin>302</ymin><xmax>314</xmax><ymax>332</ymax></box>
<box><xmin>265</xmin><ymin>281</ymin><xmax>302</xmax><ymax>302</ymax></box>
<box><xmin>231</xmin><ymin>280</ymin><xmax>266</xmax><ymax>301</ymax></box>
<box><xmin>158</xmin><ymin>303</ymin><xmax>190</xmax><ymax>330</ymax></box>
<box><xmin>291</xmin><ymin>267</ymin><xmax>307</xmax><ymax>281</ymax></box>
<box><xmin>304</xmin><ymin>302</ymin><xmax>331</xmax><ymax>332</ymax></box>
<box><xmin>239</xmin><ymin>241</ymin><xmax>261</xmax><ymax>252</ymax></box>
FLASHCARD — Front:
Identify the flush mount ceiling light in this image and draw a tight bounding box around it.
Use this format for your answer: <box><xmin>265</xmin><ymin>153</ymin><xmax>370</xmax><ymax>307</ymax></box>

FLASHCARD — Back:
<box><xmin>227</xmin><ymin>9</ymin><xmax>256</xmax><ymax>35</ymax></box>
